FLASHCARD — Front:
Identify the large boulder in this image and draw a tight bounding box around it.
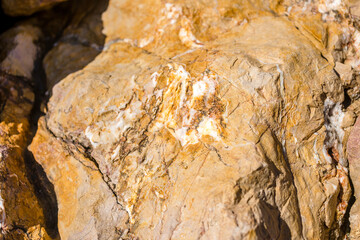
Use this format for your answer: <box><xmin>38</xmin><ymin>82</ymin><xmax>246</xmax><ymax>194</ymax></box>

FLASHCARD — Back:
<box><xmin>29</xmin><ymin>0</ymin><xmax>357</xmax><ymax>239</ymax></box>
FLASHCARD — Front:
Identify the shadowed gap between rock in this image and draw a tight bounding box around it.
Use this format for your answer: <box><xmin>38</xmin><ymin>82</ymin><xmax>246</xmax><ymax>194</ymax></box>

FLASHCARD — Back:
<box><xmin>23</xmin><ymin>150</ymin><xmax>59</xmax><ymax>239</ymax></box>
<box><xmin>17</xmin><ymin>0</ymin><xmax>110</xmax><ymax>237</ymax></box>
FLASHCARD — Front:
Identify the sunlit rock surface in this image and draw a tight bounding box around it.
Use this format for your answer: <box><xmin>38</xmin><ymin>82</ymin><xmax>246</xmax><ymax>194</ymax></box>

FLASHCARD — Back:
<box><xmin>26</xmin><ymin>0</ymin><xmax>360</xmax><ymax>239</ymax></box>
<box><xmin>0</xmin><ymin>0</ymin><xmax>359</xmax><ymax>239</ymax></box>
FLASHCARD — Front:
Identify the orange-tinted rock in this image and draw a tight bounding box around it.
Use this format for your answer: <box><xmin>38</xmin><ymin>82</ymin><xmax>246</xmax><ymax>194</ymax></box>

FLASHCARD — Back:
<box><xmin>0</xmin><ymin>72</ymin><xmax>52</xmax><ymax>239</ymax></box>
<box><xmin>24</xmin><ymin>0</ymin><xmax>360</xmax><ymax>239</ymax></box>
<box><xmin>31</xmin><ymin>1</ymin><xmax>353</xmax><ymax>238</ymax></box>
<box><xmin>29</xmin><ymin>117</ymin><xmax>128</xmax><ymax>239</ymax></box>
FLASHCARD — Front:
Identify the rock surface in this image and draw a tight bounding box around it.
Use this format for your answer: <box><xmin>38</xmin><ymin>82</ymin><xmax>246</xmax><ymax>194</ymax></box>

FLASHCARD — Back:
<box><xmin>27</xmin><ymin>0</ymin><xmax>360</xmax><ymax>239</ymax></box>
<box><xmin>0</xmin><ymin>37</ymin><xmax>49</xmax><ymax>240</ymax></box>
<box><xmin>0</xmin><ymin>11</ymin><xmax>69</xmax><ymax>240</ymax></box>
<box><xmin>30</xmin><ymin>118</ymin><xmax>128</xmax><ymax>240</ymax></box>
<box><xmin>0</xmin><ymin>0</ymin><xmax>359</xmax><ymax>239</ymax></box>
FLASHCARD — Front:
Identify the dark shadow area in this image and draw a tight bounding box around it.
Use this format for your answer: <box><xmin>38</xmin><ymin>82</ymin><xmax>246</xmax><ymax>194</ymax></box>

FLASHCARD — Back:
<box><xmin>23</xmin><ymin>150</ymin><xmax>59</xmax><ymax>239</ymax></box>
<box><xmin>343</xmin><ymin>88</ymin><xmax>352</xmax><ymax>109</ymax></box>
<box><xmin>256</xmin><ymin>200</ymin><xmax>292</xmax><ymax>240</ymax></box>
<box><xmin>42</xmin><ymin>0</ymin><xmax>109</xmax><ymax>93</ymax></box>
<box><xmin>0</xmin><ymin>6</ymin><xmax>23</xmax><ymax>34</ymax></box>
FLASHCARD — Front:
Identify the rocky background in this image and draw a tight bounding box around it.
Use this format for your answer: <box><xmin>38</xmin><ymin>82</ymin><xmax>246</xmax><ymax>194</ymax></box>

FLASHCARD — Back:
<box><xmin>1</xmin><ymin>0</ymin><xmax>360</xmax><ymax>239</ymax></box>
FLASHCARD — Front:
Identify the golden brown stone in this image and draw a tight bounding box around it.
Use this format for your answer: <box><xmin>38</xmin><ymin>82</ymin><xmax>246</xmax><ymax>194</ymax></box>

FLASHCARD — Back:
<box><xmin>24</xmin><ymin>0</ymin><xmax>360</xmax><ymax>239</ymax></box>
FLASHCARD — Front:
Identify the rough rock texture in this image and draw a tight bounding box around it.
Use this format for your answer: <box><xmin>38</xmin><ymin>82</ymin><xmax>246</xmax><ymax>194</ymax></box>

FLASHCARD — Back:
<box><xmin>30</xmin><ymin>118</ymin><xmax>128</xmax><ymax>240</ymax></box>
<box><xmin>0</xmin><ymin>29</ymin><xmax>49</xmax><ymax>239</ymax></box>
<box><xmin>1</xmin><ymin>0</ymin><xmax>67</xmax><ymax>16</ymax></box>
<box><xmin>0</xmin><ymin>11</ymin><xmax>69</xmax><ymax>240</ymax></box>
<box><xmin>0</xmin><ymin>73</ymin><xmax>52</xmax><ymax>239</ymax></box>
<box><xmin>26</xmin><ymin>0</ymin><xmax>360</xmax><ymax>239</ymax></box>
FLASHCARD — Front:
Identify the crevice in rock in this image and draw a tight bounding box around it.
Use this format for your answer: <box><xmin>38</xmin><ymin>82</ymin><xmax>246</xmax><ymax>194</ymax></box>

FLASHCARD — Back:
<box><xmin>322</xmin><ymin>97</ymin><xmax>355</xmax><ymax>238</ymax></box>
<box><xmin>17</xmin><ymin>11</ymin><xmax>71</xmax><ymax>239</ymax></box>
<box><xmin>6</xmin><ymin>1</ymin><xmax>112</xmax><ymax>237</ymax></box>
<box><xmin>343</xmin><ymin>88</ymin><xmax>352</xmax><ymax>110</ymax></box>
<box><xmin>43</xmin><ymin>119</ymin><xmax>125</xmax><ymax>210</ymax></box>
<box><xmin>23</xmin><ymin>150</ymin><xmax>59</xmax><ymax>239</ymax></box>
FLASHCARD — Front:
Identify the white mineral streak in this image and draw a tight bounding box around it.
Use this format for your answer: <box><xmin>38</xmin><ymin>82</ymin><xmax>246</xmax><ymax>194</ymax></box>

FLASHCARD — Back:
<box><xmin>86</xmin><ymin>64</ymin><xmax>225</xmax><ymax>150</ymax></box>
<box><xmin>318</xmin><ymin>0</ymin><xmax>342</xmax><ymax>13</ymax></box>
<box><xmin>123</xmin><ymin>194</ymin><xmax>135</xmax><ymax>225</ymax></box>
<box><xmin>144</xmin><ymin>71</ymin><xmax>160</xmax><ymax>95</ymax></box>
<box><xmin>293</xmin><ymin>136</ymin><xmax>300</xmax><ymax>158</ymax></box>
<box><xmin>192</xmin><ymin>80</ymin><xmax>207</xmax><ymax>98</ymax></box>
<box><xmin>138</xmin><ymin>36</ymin><xmax>154</xmax><ymax>48</ymax></box>
<box><xmin>197</xmin><ymin>117</ymin><xmax>222</xmax><ymax>141</ymax></box>
<box><xmin>155</xmin><ymin>64</ymin><xmax>225</xmax><ymax>146</ymax></box>
<box><xmin>345</xmin><ymin>27</ymin><xmax>360</xmax><ymax>69</ymax></box>
<box><xmin>178</xmin><ymin>23</ymin><xmax>203</xmax><ymax>48</ymax></box>
<box><xmin>85</xmin><ymin>100</ymin><xmax>144</xmax><ymax>148</ymax></box>
<box><xmin>323</xmin><ymin>98</ymin><xmax>346</xmax><ymax>166</ymax></box>
<box><xmin>191</xmin><ymin>71</ymin><xmax>217</xmax><ymax>103</ymax></box>
<box><xmin>323</xmin><ymin>145</ymin><xmax>333</xmax><ymax>164</ymax></box>
<box><xmin>122</xmin><ymin>161</ymin><xmax>160</xmax><ymax>225</ymax></box>
<box><xmin>276</xmin><ymin>64</ymin><xmax>285</xmax><ymax>99</ymax></box>
<box><xmin>111</xmin><ymin>145</ymin><xmax>121</xmax><ymax>161</ymax></box>
<box><xmin>313</xmin><ymin>135</ymin><xmax>321</xmax><ymax>164</ymax></box>
<box><xmin>302</xmin><ymin>0</ymin><xmax>311</xmax><ymax>12</ymax></box>
<box><xmin>164</xmin><ymin>3</ymin><xmax>182</xmax><ymax>24</ymax></box>
<box><xmin>176</xmin><ymin>66</ymin><xmax>190</xmax><ymax>108</ymax></box>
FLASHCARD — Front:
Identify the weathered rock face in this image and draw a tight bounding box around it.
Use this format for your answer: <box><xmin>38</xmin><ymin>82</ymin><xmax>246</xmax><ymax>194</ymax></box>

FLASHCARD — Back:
<box><xmin>26</xmin><ymin>0</ymin><xmax>360</xmax><ymax>239</ymax></box>
<box><xmin>30</xmin><ymin>118</ymin><xmax>128</xmax><ymax>240</ymax></box>
<box><xmin>1</xmin><ymin>0</ymin><xmax>67</xmax><ymax>16</ymax></box>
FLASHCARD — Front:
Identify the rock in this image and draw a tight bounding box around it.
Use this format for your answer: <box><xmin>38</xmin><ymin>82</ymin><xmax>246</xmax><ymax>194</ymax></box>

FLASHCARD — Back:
<box><xmin>0</xmin><ymin>10</ymin><xmax>70</xmax><ymax>79</ymax></box>
<box><xmin>29</xmin><ymin>0</ymin><xmax>356</xmax><ymax>238</ymax></box>
<box><xmin>29</xmin><ymin>118</ymin><xmax>128</xmax><ymax>240</ymax></box>
<box><xmin>347</xmin><ymin>117</ymin><xmax>360</xmax><ymax>239</ymax></box>
<box><xmin>0</xmin><ymin>25</ymin><xmax>42</xmax><ymax>79</ymax></box>
<box><xmin>0</xmin><ymin>72</ymin><xmax>52</xmax><ymax>239</ymax></box>
<box><xmin>1</xmin><ymin>0</ymin><xmax>67</xmax><ymax>16</ymax></box>
<box><xmin>335</xmin><ymin>62</ymin><xmax>353</xmax><ymax>86</ymax></box>
<box><xmin>350</xmin><ymin>0</ymin><xmax>360</xmax><ymax>17</ymax></box>
<box><xmin>43</xmin><ymin>0</ymin><xmax>107</xmax><ymax>91</ymax></box>
<box><xmin>0</xmin><ymin>11</ymin><xmax>67</xmax><ymax>240</ymax></box>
